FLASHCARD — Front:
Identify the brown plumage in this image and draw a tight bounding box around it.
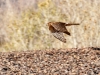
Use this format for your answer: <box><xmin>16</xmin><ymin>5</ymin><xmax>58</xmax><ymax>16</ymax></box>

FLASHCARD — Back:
<box><xmin>47</xmin><ymin>22</ymin><xmax>79</xmax><ymax>43</ymax></box>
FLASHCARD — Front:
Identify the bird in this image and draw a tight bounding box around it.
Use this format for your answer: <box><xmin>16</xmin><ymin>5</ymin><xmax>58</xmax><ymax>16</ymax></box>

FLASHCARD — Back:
<box><xmin>47</xmin><ymin>22</ymin><xmax>79</xmax><ymax>43</ymax></box>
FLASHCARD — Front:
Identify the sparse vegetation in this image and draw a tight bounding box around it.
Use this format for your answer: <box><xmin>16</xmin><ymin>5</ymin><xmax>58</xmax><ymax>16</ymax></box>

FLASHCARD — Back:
<box><xmin>0</xmin><ymin>0</ymin><xmax>100</xmax><ymax>51</ymax></box>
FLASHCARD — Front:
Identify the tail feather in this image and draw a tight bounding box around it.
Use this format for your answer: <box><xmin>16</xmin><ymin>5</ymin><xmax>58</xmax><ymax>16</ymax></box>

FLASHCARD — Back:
<box><xmin>65</xmin><ymin>23</ymin><xmax>79</xmax><ymax>26</ymax></box>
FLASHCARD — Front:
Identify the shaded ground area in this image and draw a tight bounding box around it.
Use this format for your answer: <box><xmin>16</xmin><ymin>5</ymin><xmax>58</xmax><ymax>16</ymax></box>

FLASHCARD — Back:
<box><xmin>0</xmin><ymin>47</ymin><xmax>100</xmax><ymax>75</ymax></box>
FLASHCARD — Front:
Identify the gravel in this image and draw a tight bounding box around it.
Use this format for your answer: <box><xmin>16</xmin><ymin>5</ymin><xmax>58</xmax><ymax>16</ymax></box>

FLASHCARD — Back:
<box><xmin>0</xmin><ymin>47</ymin><xmax>100</xmax><ymax>75</ymax></box>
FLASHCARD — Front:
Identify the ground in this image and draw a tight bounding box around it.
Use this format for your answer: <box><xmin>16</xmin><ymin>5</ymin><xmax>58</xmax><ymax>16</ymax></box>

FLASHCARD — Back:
<box><xmin>0</xmin><ymin>47</ymin><xmax>100</xmax><ymax>75</ymax></box>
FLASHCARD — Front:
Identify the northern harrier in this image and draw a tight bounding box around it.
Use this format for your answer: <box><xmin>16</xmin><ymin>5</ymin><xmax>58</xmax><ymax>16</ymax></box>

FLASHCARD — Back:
<box><xmin>47</xmin><ymin>22</ymin><xmax>79</xmax><ymax>43</ymax></box>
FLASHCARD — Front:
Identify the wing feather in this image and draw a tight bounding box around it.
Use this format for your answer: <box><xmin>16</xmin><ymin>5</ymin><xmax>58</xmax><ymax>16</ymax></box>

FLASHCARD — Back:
<box><xmin>52</xmin><ymin>32</ymin><xmax>66</xmax><ymax>43</ymax></box>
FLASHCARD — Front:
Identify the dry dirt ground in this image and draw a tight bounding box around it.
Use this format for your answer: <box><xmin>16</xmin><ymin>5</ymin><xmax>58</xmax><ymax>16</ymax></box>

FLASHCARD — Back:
<box><xmin>0</xmin><ymin>47</ymin><xmax>100</xmax><ymax>75</ymax></box>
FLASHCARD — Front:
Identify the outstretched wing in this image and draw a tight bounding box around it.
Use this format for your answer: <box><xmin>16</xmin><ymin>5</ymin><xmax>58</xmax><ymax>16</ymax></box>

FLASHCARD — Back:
<box><xmin>52</xmin><ymin>32</ymin><xmax>66</xmax><ymax>43</ymax></box>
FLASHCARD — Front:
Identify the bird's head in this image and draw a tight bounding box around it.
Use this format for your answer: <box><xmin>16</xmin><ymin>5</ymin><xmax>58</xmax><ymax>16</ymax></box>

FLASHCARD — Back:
<box><xmin>47</xmin><ymin>22</ymin><xmax>53</xmax><ymax>26</ymax></box>
<box><xmin>47</xmin><ymin>22</ymin><xmax>55</xmax><ymax>26</ymax></box>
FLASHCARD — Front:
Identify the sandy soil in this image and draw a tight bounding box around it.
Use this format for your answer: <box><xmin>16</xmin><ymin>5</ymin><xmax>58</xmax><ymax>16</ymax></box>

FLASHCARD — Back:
<box><xmin>0</xmin><ymin>47</ymin><xmax>100</xmax><ymax>75</ymax></box>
